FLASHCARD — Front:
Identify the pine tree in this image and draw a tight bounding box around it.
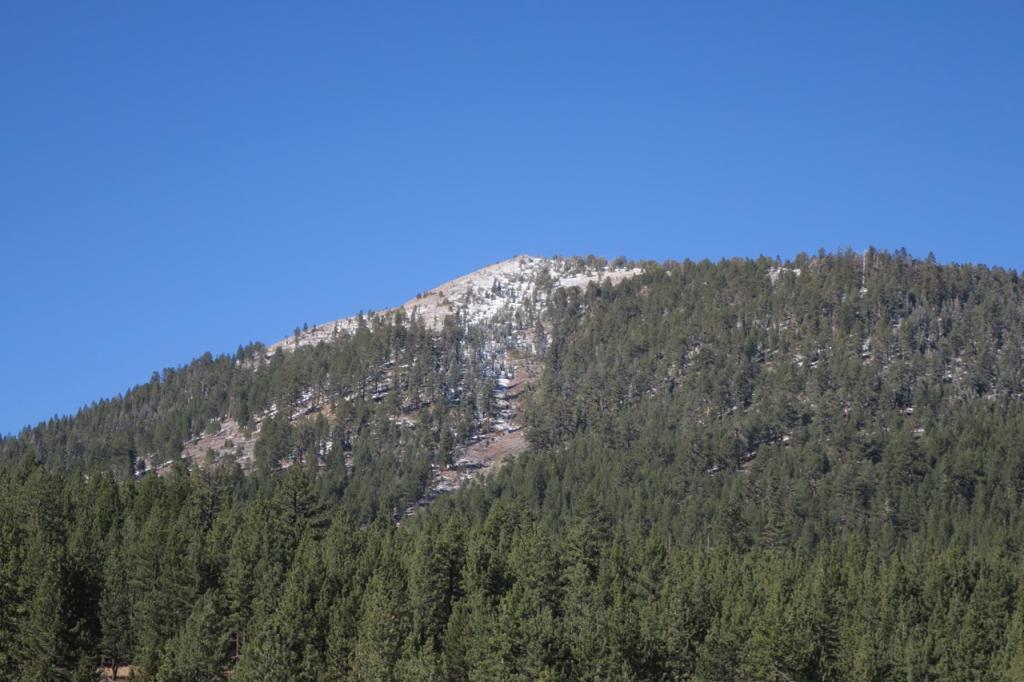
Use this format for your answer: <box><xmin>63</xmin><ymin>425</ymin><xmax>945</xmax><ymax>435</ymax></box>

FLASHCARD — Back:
<box><xmin>156</xmin><ymin>590</ymin><xmax>230</xmax><ymax>681</ymax></box>
<box><xmin>99</xmin><ymin>550</ymin><xmax>134</xmax><ymax>679</ymax></box>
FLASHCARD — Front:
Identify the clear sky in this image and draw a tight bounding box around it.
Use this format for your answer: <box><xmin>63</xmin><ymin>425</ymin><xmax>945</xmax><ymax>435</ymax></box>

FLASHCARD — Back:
<box><xmin>1</xmin><ymin>2</ymin><xmax>1022</xmax><ymax>435</ymax></box>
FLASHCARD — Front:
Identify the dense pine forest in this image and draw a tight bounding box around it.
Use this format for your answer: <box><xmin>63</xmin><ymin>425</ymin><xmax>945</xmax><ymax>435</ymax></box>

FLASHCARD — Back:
<box><xmin>4</xmin><ymin>249</ymin><xmax>1024</xmax><ymax>680</ymax></box>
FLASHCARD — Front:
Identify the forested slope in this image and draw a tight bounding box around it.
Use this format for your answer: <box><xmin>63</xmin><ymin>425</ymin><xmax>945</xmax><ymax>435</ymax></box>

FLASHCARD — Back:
<box><xmin>3</xmin><ymin>249</ymin><xmax>1024</xmax><ymax>680</ymax></box>
<box><xmin>1</xmin><ymin>313</ymin><xmax>508</xmax><ymax>521</ymax></box>
<box><xmin>522</xmin><ymin>249</ymin><xmax>1024</xmax><ymax>552</ymax></box>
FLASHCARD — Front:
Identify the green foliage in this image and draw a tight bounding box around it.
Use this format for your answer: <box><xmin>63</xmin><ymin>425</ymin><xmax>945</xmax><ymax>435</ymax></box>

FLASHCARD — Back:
<box><xmin>4</xmin><ymin>251</ymin><xmax>1024</xmax><ymax>678</ymax></box>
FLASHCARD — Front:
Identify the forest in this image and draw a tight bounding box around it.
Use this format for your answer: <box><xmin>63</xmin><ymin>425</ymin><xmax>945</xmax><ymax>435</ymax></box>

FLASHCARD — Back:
<box><xmin>3</xmin><ymin>249</ymin><xmax>1024</xmax><ymax>680</ymax></box>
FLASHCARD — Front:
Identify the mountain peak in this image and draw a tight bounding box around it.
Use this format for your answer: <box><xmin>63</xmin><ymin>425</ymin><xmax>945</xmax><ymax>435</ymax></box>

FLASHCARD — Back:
<box><xmin>268</xmin><ymin>255</ymin><xmax>642</xmax><ymax>353</ymax></box>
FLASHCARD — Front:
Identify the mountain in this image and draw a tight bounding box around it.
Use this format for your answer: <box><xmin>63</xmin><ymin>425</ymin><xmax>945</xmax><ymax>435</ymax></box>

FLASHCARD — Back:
<box><xmin>4</xmin><ymin>249</ymin><xmax>1024</xmax><ymax>679</ymax></box>
<box><xmin>1</xmin><ymin>254</ymin><xmax>644</xmax><ymax>517</ymax></box>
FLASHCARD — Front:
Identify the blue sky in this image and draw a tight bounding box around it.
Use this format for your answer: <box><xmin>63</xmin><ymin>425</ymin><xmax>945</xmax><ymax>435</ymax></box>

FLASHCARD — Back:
<box><xmin>1</xmin><ymin>2</ymin><xmax>1022</xmax><ymax>434</ymax></box>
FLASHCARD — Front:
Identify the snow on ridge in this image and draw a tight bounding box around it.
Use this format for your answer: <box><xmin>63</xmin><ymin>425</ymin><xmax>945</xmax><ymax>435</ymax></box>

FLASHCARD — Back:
<box><xmin>268</xmin><ymin>255</ymin><xmax>642</xmax><ymax>353</ymax></box>
<box><xmin>768</xmin><ymin>266</ymin><xmax>802</xmax><ymax>285</ymax></box>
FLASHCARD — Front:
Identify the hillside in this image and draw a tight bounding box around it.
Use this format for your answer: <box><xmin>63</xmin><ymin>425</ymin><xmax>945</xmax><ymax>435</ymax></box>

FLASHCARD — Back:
<box><xmin>0</xmin><ymin>254</ymin><xmax>643</xmax><ymax>519</ymax></box>
<box><xmin>4</xmin><ymin>249</ymin><xmax>1024</xmax><ymax>680</ymax></box>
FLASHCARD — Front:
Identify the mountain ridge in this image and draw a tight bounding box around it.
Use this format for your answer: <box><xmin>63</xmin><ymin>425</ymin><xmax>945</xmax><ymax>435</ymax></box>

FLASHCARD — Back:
<box><xmin>267</xmin><ymin>254</ymin><xmax>642</xmax><ymax>353</ymax></box>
